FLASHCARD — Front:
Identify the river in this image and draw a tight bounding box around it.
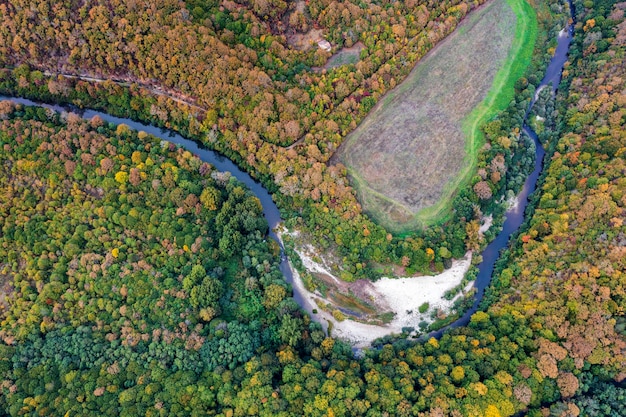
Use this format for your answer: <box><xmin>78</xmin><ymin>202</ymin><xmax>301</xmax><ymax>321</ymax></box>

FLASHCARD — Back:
<box><xmin>0</xmin><ymin>0</ymin><xmax>573</xmax><ymax>343</ymax></box>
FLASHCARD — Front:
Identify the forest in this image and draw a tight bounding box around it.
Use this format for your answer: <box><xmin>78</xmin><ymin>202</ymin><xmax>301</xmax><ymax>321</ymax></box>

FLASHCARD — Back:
<box><xmin>0</xmin><ymin>0</ymin><xmax>625</xmax><ymax>415</ymax></box>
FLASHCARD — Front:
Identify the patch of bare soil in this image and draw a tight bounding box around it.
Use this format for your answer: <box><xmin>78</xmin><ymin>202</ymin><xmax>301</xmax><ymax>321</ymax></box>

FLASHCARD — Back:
<box><xmin>285</xmin><ymin>0</ymin><xmax>324</xmax><ymax>50</ymax></box>
<box><xmin>287</xmin><ymin>28</ymin><xmax>325</xmax><ymax>50</ymax></box>
<box><xmin>0</xmin><ymin>270</ymin><xmax>12</xmax><ymax>312</ymax></box>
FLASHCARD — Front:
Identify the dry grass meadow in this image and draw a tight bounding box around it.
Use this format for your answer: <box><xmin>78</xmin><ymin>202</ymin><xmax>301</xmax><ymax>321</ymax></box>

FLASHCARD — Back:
<box><xmin>324</xmin><ymin>42</ymin><xmax>364</xmax><ymax>69</ymax></box>
<box><xmin>335</xmin><ymin>0</ymin><xmax>530</xmax><ymax>232</ymax></box>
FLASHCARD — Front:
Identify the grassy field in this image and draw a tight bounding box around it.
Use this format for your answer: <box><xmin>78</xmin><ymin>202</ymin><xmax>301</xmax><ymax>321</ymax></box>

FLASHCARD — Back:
<box><xmin>334</xmin><ymin>0</ymin><xmax>537</xmax><ymax>232</ymax></box>
<box><xmin>324</xmin><ymin>42</ymin><xmax>364</xmax><ymax>69</ymax></box>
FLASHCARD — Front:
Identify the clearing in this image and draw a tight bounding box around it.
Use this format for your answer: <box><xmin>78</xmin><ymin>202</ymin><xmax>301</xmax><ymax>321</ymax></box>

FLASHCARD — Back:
<box><xmin>324</xmin><ymin>42</ymin><xmax>364</xmax><ymax>69</ymax></box>
<box><xmin>334</xmin><ymin>0</ymin><xmax>537</xmax><ymax>232</ymax></box>
<box><xmin>285</xmin><ymin>0</ymin><xmax>324</xmax><ymax>50</ymax></box>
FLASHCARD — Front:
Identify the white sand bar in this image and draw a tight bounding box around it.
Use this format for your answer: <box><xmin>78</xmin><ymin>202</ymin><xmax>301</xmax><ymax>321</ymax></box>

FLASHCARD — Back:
<box><xmin>278</xmin><ymin>228</ymin><xmax>474</xmax><ymax>347</ymax></box>
<box><xmin>331</xmin><ymin>254</ymin><xmax>472</xmax><ymax>347</ymax></box>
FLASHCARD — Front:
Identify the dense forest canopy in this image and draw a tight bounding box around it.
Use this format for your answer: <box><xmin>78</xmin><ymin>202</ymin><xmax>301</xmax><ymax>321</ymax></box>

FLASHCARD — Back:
<box><xmin>0</xmin><ymin>0</ymin><xmax>625</xmax><ymax>415</ymax></box>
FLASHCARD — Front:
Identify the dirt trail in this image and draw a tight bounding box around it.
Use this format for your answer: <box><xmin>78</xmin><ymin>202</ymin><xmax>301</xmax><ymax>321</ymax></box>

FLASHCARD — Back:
<box><xmin>43</xmin><ymin>71</ymin><xmax>207</xmax><ymax>113</ymax></box>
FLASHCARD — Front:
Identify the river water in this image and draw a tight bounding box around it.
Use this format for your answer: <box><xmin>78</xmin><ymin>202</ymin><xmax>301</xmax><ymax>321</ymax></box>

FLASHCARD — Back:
<box><xmin>0</xmin><ymin>1</ymin><xmax>573</xmax><ymax>342</ymax></box>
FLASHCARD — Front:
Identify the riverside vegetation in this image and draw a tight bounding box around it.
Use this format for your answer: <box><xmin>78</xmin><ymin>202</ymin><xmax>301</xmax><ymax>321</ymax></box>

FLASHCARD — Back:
<box><xmin>0</xmin><ymin>0</ymin><xmax>625</xmax><ymax>415</ymax></box>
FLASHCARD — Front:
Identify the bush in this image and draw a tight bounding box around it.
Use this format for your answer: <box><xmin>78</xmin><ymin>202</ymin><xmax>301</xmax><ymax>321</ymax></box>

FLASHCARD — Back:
<box><xmin>419</xmin><ymin>302</ymin><xmax>430</xmax><ymax>314</ymax></box>
<box><xmin>332</xmin><ymin>309</ymin><xmax>346</xmax><ymax>322</ymax></box>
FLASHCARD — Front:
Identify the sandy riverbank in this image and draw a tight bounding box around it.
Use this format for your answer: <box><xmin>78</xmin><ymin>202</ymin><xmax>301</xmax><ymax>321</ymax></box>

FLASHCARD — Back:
<box><xmin>332</xmin><ymin>255</ymin><xmax>472</xmax><ymax>347</ymax></box>
<box><xmin>479</xmin><ymin>214</ymin><xmax>493</xmax><ymax>235</ymax></box>
<box><xmin>281</xmin><ymin>230</ymin><xmax>474</xmax><ymax>347</ymax></box>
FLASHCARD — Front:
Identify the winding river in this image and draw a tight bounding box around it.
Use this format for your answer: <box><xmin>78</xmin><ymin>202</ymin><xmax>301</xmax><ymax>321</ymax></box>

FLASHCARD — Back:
<box><xmin>0</xmin><ymin>1</ymin><xmax>574</xmax><ymax>343</ymax></box>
